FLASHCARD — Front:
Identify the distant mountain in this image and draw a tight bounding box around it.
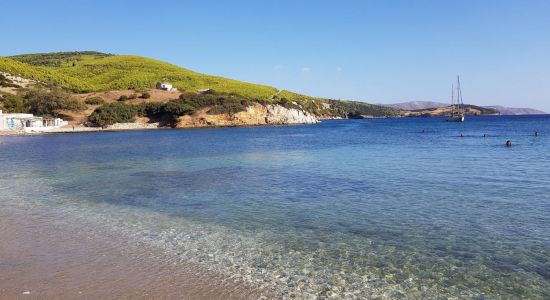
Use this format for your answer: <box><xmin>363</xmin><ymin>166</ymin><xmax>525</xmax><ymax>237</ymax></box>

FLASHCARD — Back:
<box><xmin>385</xmin><ymin>101</ymin><xmax>448</xmax><ymax>110</ymax></box>
<box><xmin>385</xmin><ymin>101</ymin><xmax>546</xmax><ymax>115</ymax></box>
<box><xmin>484</xmin><ymin>105</ymin><xmax>546</xmax><ymax>115</ymax></box>
<box><xmin>402</xmin><ymin>105</ymin><xmax>499</xmax><ymax>117</ymax></box>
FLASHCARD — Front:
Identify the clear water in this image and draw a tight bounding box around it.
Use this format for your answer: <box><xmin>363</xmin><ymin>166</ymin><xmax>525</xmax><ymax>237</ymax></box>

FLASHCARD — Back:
<box><xmin>1</xmin><ymin>116</ymin><xmax>549</xmax><ymax>299</ymax></box>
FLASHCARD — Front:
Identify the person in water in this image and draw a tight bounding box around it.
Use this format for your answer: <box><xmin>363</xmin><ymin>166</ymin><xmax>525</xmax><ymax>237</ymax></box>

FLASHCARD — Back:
<box><xmin>506</xmin><ymin>140</ymin><xmax>512</xmax><ymax>147</ymax></box>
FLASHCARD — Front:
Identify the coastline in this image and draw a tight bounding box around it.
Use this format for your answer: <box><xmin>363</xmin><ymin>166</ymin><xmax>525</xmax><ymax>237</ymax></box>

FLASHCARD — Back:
<box><xmin>5</xmin><ymin>113</ymin><xmax>546</xmax><ymax>137</ymax></box>
<box><xmin>0</xmin><ymin>120</ymin><xmax>322</xmax><ymax>136</ymax></box>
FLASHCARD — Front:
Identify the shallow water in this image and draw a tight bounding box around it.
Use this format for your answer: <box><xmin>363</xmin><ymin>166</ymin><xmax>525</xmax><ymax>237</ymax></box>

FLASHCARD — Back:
<box><xmin>1</xmin><ymin>116</ymin><xmax>549</xmax><ymax>298</ymax></box>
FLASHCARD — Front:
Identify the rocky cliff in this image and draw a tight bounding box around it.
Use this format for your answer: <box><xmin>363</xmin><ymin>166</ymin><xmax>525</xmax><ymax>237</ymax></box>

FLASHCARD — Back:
<box><xmin>177</xmin><ymin>103</ymin><xmax>318</xmax><ymax>128</ymax></box>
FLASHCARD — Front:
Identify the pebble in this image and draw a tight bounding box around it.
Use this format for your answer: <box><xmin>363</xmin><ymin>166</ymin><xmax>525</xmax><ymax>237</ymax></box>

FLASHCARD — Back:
<box><xmin>383</xmin><ymin>290</ymin><xmax>406</xmax><ymax>298</ymax></box>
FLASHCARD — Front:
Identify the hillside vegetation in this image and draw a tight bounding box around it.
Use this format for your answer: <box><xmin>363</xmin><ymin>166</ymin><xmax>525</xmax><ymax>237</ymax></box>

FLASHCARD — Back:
<box><xmin>4</xmin><ymin>52</ymin><xmax>279</xmax><ymax>98</ymax></box>
<box><xmin>0</xmin><ymin>51</ymin><xmax>401</xmax><ymax>118</ymax></box>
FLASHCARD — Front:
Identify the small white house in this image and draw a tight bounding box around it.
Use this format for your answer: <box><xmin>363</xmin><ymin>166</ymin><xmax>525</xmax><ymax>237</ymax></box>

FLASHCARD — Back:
<box><xmin>0</xmin><ymin>110</ymin><xmax>68</xmax><ymax>132</ymax></box>
<box><xmin>156</xmin><ymin>82</ymin><xmax>175</xmax><ymax>91</ymax></box>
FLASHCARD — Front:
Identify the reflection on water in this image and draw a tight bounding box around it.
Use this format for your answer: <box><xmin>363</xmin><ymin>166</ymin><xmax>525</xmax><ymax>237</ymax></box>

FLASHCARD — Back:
<box><xmin>1</xmin><ymin>116</ymin><xmax>550</xmax><ymax>298</ymax></box>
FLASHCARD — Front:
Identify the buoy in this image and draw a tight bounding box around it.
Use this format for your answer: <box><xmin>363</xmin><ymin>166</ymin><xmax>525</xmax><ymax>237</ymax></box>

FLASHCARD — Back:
<box><xmin>506</xmin><ymin>140</ymin><xmax>512</xmax><ymax>147</ymax></box>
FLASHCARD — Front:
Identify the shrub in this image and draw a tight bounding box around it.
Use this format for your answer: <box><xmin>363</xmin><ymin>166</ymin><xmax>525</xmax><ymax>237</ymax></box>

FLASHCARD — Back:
<box><xmin>176</xmin><ymin>92</ymin><xmax>251</xmax><ymax>115</ymax></box>
<box><xmin>84</xmin><ymin>96</ymin><xmax>105</xmax><ymax>105</ymax></box>
<box><xmin>277</xmin><ymin>98</ymin><xmax>301</xmax><ymax>110</ymax></box>
<box><xmin>207</xmin><ymin>100</ymin><xmax>250</xmax><ymax>115</ymax></box>
<box><xmin>118</xmin><ymin>95</ymin><xmax>129</xmax><ymax>101</ymax></box>
<box><xmin>140</xmin><ymin>92</ymin><xmax>151</xmax><ymax>99</ymax></box>
<box><xmin>128</xmin><ymin>93</ymin><xmax>137</xmax><ymax>99</ymax></box>
<box><xmin>88</xmin><ymin>102</ymin><xmax>137</xmax><ymax>127</ymax></box>
<box><xmin>0</xmin><ymin>92</ymin><xmax>26</xmax><ymax>113</ymax></box>
<box><xmin>163</xmin><ymin>99</ymin><xmax>195</xmax><ymax>116</ymax></box>
<box><xmin>136</xmin><ymin>102</ymin><xmax>164</xmax><ymax>117</ymax></box>
<box><xmin>0</xmin><ymin>81</ymin><xmax>21</xmax><ymax>88</ymax></box>
<box><xmin>22</xmin><ymin>87</ymin><xmax>86</xmax><ymax>117</ymax></box>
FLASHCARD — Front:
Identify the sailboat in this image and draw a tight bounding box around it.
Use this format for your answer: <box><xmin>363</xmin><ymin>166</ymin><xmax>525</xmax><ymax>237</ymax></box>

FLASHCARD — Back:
<box><xmin>447</xmin><ymin>76</ymin><xmax>465</xmax><ymax>122</ymax></box>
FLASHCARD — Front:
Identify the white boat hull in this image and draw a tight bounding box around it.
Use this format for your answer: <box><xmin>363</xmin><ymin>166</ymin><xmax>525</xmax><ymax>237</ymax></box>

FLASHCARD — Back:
<box><xmin>447</xmin><ymin>115</ymin><xmax>465</xmax><ymax>122</ymax></box>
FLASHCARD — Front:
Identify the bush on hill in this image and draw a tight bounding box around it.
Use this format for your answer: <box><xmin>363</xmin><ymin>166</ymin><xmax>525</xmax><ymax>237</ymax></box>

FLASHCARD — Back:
<box><xmin>84</xmin><ymin>96</ymin><xmax>105</xmax><ymax>105</ymax></box>
<box><xmin>140</xmin><ymin>92</ymin><xmax>151</xmax><ymax>99</ymax></box>
<box><xmin>163</xmin><ymin>99</ymin><xmax>196</xmax><ymax>119</ymax></box>
<box><xmin>0</xmin><ymin>92</ymin><xmax>26</xmax><ymax>113</ymax></box>
<box><xmin>176</xmin><ymin>92</ymin><xmax>251</xmax><ymax>115</ymax></box>
<box><xmin>276</xmin><ymin>98</ymin><xmax>301</xmax><ymax>110</ymax></box>
<box><xmin>88</xmin><ymin>102</ymin><xmax>137</xmax><ymax>127</ymax></box>
<box><xmin>136</xmin><ymin>102</ymin><xmax>164</xmax><ymax>118</ymax></box>
<box><xmin>22</xmin><ymin>87</ymin><xmax>86</xmax><ymax>117</ymax></box>
<box><xmin>207</xmin><ymin>101</ymin><xmax>250</xmax><ymax>115</ymax></box>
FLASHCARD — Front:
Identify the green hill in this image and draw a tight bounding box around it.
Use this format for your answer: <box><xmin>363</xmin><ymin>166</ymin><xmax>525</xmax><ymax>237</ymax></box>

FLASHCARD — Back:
<box><xmin>0</xmin><ymin>51</ymin><xmax>401</xmax><ymax>117</ymax></box>
<box><xmin>3</xmin><ymin>52</ymin><xmax>278</xmax><ymax>98</ymax></box>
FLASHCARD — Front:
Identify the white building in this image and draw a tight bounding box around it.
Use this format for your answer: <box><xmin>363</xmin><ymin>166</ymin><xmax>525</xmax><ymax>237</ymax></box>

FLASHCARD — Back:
<box><xmin>0</xmin><ymin>110</ymin><xmax>68</xmax><ymax>133</ymax></box>
<box><xmin>156</xmin><ymin>82</ymin><xmax>176</xmax><ymax>91</ymax></box>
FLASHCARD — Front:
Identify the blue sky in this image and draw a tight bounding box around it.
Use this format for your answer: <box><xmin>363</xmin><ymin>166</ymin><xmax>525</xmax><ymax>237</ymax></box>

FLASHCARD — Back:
<box><xmin>1</xmin><ymin>0</ymin><xmax>549</xmax><ymax>111</ymax></box>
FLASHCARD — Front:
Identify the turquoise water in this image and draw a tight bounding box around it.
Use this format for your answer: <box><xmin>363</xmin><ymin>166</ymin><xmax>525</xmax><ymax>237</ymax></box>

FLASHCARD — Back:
<box><xmin>1</xmin><ymin>116</ymin><xmax>549</xmax><ymax>298</ymax></box>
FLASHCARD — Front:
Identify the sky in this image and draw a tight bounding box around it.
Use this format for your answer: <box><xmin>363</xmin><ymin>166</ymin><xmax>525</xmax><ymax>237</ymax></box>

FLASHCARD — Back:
<box><xmin>1</xmin><ymin>0</ymin><xmax>549</xmax><ymax>111</ymax></box>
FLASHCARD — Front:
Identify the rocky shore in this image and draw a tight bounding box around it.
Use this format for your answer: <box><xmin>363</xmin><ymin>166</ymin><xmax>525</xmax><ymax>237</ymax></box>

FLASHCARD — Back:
<box><xmin>178</xmin><ymin>103</ymin><xmax>318</xmax><ymax>128</ymax></box>
<box><xmin>0</xmin><ymin>104</ymin><xmax>319</xmax><ymax>136</ymax></box>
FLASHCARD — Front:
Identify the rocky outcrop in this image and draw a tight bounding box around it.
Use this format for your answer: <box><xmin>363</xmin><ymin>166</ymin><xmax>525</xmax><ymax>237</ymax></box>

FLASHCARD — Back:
<box><xmin>0</xmin><ymin>71</ymin><xmax>40</xmax><ymax>88</ymax></box>
<box><xmin>265</xmin><ymin>104</ymin><xmax>318</xmax><ymax>124</ymax></box>
<box><xmin>177</xmin><ymin>103</ymin><xmax>318</xmax><ymax>128</ymax></box>
<box><xmin>106</xmin><ymin>122</ymin><xmax>160</xmax><ymax>130</ymax></box>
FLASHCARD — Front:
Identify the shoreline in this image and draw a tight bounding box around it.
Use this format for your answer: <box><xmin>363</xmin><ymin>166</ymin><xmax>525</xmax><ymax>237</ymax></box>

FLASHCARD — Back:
<box><xmin>0</xmin><ymin>121</ymin><xmax>324</xmax><ymax>136</ymax></box>
<box><xmin>0</xmin><ymin>205</ymin><xmax>270</xmax><ymax>299</ymax></box>
<box><xmin>2</xmin><ymin>114</ymin><xmax>547</xmax><ymax>137</ymax></box>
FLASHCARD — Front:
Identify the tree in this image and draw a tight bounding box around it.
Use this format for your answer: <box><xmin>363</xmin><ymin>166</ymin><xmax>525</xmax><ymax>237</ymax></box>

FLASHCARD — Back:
<box><xmin>88</xmin><ymin>102</ymin><xmax>137</xmax><ymax>127</ymax></box>
<box><xmin>22</xmin><ymin>87</ymin><xmax>85</xmax><ymax>117</ymax></box>
<box><xmin>0</xmin><ymin>92</ymin><xmax>25</xmax><ymax>113</ymax></box>
<box><xmin>163</xmin><ymin>99</ymin><xmax>195</xmax><ymax>116</ymax></box>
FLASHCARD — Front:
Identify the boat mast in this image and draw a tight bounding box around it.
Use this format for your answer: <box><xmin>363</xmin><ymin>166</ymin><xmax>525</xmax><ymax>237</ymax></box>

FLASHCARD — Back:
<box><xmin>451</xmin><ymin>83</ymin><xmax>455</xmax><ymax>115</ymax></box>
<box><xmin>456</xmin><ymin>75</ymin><xmax>463</xmax><ymax>114</ymax></box>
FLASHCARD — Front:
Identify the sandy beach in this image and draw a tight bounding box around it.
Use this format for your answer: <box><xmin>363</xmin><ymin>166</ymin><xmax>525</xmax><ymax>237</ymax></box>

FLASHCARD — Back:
<box><xmin>0</xmin><ymin>208</ymin><xmax>267</xmax><ymax>300</ymax></box>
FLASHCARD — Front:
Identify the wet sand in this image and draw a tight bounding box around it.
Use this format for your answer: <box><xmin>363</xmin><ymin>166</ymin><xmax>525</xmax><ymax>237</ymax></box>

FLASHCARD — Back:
<box><xmin>0</xmin><ymin>210</ymin><xmax>268</xmax><ymax>300</ymax></box>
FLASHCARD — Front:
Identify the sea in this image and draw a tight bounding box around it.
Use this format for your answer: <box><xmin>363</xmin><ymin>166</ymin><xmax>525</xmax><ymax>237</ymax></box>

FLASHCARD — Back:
<box><xmin>1</xmin><ymin>115</ymin><xmax>549</xmax><ymax>299</ymax></box>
